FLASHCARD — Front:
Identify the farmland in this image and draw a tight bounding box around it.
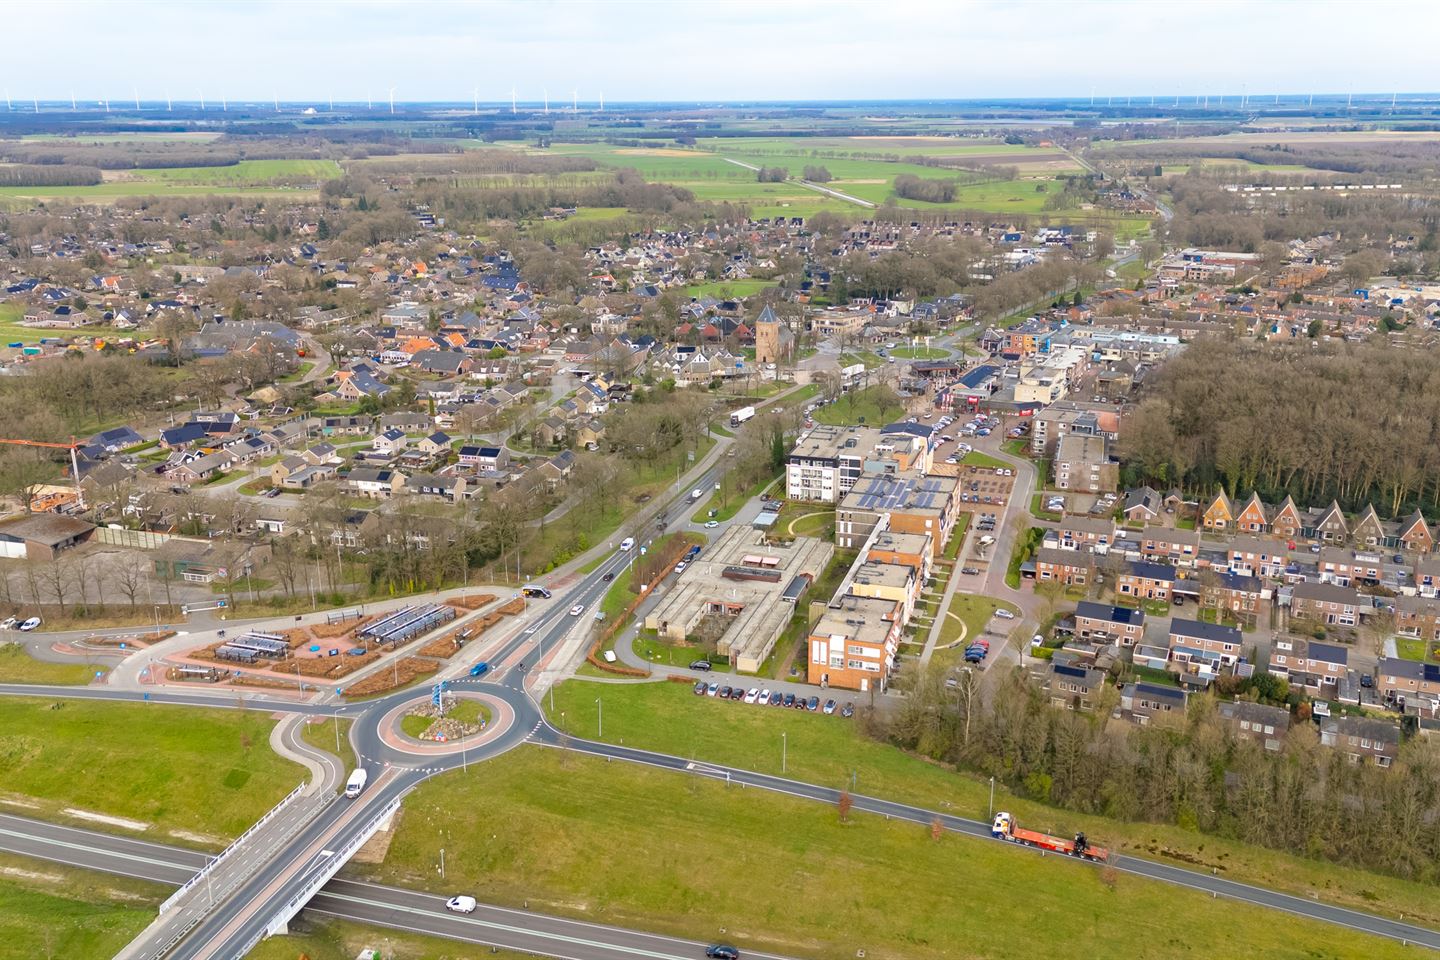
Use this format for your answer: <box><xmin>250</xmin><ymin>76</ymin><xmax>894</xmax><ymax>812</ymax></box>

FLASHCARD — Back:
<box><xmin>0</xmin><ymin>159</ymin><xmax>340</xmax><ymax>201</ymax></box>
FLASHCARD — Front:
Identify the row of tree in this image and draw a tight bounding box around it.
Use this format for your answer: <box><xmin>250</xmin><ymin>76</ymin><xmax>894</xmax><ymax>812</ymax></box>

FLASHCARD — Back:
<box><xmin>887</xmin><ymin>668</ymin><xmax>1440</xmax><ymax>883</ymax></box>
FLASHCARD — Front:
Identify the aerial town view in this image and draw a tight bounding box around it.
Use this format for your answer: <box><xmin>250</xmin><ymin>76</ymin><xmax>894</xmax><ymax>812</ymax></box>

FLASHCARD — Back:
<box><xmin>3</xmin><ymin>0</ymin><xmax>1440</xmax><ymax>957</ymax></box>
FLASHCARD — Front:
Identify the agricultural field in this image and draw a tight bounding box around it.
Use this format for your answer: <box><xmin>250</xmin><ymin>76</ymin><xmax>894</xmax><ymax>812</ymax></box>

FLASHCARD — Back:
<box><xmin>0</xmin><ymin>158</ymin><xmax>340</xmax><ymax>201</ymax></box>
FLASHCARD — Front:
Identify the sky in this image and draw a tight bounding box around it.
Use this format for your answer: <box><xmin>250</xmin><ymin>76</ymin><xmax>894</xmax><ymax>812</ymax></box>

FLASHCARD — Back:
<box><xmin>5</xmin><ymin>0</ymin><xmax>1439</xmax><ymax>105</ymax></box>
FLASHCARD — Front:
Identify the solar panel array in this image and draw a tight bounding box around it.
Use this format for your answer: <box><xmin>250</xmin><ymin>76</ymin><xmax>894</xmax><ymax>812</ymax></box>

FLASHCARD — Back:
<box><xmin>215</xmin><ymin>632</ymin><xmax>288</xmax><ymax>663</ymax></box>
<box><xmin>361</xmin><ymin>603</ymin><xmax>455</xmax><ymax>644</ymax></box>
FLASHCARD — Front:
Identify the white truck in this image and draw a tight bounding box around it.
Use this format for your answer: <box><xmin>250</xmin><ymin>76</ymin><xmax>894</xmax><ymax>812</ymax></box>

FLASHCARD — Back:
<box><xmin>730</xmin><ymin>406</ymin><xmax>755</xmax><ymax>427</ymax></box>
<box><xmin>691</xmin><ymin>488</ymin><xmax>704</xmax><ymax>502</ymax></box>
<box><xmin>344</xmin><ymin>768</ymin><xmax>368</xmax><ymax>799</ymax></box>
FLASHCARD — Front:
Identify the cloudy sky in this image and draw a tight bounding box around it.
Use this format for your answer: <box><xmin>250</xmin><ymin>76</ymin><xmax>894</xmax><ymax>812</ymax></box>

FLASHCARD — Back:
<box><xmin>5</xmin><ymin>0</ymin><xmax>1437</xmax><ymax>104</ymax></box>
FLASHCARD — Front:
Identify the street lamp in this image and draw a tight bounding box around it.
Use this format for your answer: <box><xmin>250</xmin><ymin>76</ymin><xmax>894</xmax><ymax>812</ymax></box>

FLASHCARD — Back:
<box><xmin>781</xmin><ymin>731</ymin><xmax>787</xmax><ymax>774</ymax></box>
<box><xmin>988</xmin><ymin>776</ymin><xmax>995</xmax><ymax>819</ymax></box>
<box><xmin>596</xmin><ymin>696</ymin><xmax>602</xmax><ymax>738</ymax></box>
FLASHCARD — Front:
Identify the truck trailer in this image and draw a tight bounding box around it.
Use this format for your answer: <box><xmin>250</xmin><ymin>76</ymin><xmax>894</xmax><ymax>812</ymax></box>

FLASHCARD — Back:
<box><xmin>991</xmin><ymin>812</ymin><xmax>1109</xmax><ymax>862</ymax></box>
<box><xmin>730</xmin><ymin>406</ymin><xmax>756</xmax><ymax>427</ymax></box>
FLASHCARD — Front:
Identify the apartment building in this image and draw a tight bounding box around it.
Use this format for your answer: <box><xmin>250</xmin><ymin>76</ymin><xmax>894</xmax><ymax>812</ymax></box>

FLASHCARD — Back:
<box><xmin>836</xmin><ymin>473</ymin><xmax>959</xmax><ymax>559</ymax></box>
<box><xmin>1053</xmin><ymin>434</ymin><xmax>1118</xmax><ymax>493</ymax></box>
<box><xmin>807</xmin><ymin>595</ymin><xmax>901</xmax><ymax>693</ymax></box>
<box><xmin>784</xmin><ymin>425</ymin><xmax>926</xmax><ymax>504</ymax></box>
<box><xmin>865</xmin><ymin>530</ymin><xmax>933</xmax><ymax>584</ymax></box>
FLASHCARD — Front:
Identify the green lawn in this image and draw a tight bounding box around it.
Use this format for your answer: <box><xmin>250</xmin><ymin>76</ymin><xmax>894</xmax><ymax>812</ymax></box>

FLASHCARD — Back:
<box><xmin>937</xmin><ymin>594</ymin><xmax>1019</xmax><ymax>651</ymax></box>
<box><xmin>538</xmin><ymin>680</ymin><xmax>1440</xmax><ymax>933</ymax></box>
<box><xmin>299</xmin><ymin>716</ymin><xmax>356</xmax><ymax>775</ymax></box>
<box><xmin>888</xmin><ymin>346</ymin><xmax>949</xmax><ymax>359</ymax></box>
<box><xmin>676</xmin><ymin>279</ymin><xmax>779</xmax><ymax>299</ymax></box>
<box><xmin>0</xmin><ymin>159</ymin><xmax>341</xmax><ymax>200</ymax></box>
<box><xmin>1030</xmin><ymin>493</ymin><xmax>1063</xmax><ymax>522</ymax></box>
<box><xmin>0</xmin><ymin>851</ymin><xmax>167</xmax><ymax>960</ymax></box>
<box><xmin>0</xmin><ymin>645</ymin><xmax>104</xmax><ymax>684</ymax></box>
<box><xmin>809</xmin><ymin>386</ymin><xmax>904</xmax><ymax>427</ymax></box>
<box><xmin>0</xmin><ymin>698</ymin><xmax>303</xmax><ymax>846</ymax></box>
<box><xmin>961</xmin><ymin>450</ymin><xmax>1009</xmax><ymax>470</ymax></box>
<box><xmin>1395</xmin><ymin>637</ymin><xmax>1430</xmax><ymax>661</ymax></box>
<box><xmin>690</xmin><ymin>469</ymin><xmax>779</xmax><ymax>523</ymax></box>
<box><xmin>365</xmin><ymin>746</ymin><xmax>1424</xmax><ymax>960</ymax></box>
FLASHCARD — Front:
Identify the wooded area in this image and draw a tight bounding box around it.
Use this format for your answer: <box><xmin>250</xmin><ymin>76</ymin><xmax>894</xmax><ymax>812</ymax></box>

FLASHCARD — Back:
<box><xmin>1121</xmin><ymin>339</ymin><xmax>1440</xmax><ymax>515</ymax></box>
<box><xmin>889</xmin><ymin>668</ymin><xmax>1440</xmax><ymax>883</ymax></box>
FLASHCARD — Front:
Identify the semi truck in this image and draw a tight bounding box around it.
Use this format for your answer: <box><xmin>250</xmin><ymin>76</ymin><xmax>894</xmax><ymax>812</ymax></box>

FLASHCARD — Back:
<box><xmin>730</xmin><ymin>406</ymin><xmax>756</xmax><ymax>427</ymax></box>
<box><xmin>991</xmin><ymin>812</ymin><xmax>1109</xmax><ymax>862</ymax></box>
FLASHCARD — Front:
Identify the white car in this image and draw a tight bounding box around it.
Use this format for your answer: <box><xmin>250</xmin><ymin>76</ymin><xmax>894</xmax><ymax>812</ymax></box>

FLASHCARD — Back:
<box><xmin>18</xmin><ymin>617</ymin><xmax>41</xmax><ymax>632</ymax></box>
<box><xmin>569</xmin><ymin>604</ymin><xmax>584</xmax><ymax>617</ymax></box>
<box><xmin>0</xmin><ymin>617</ymin><xmax>15</xmax><ymax>630</ymax></box>
<box><xmin>744</xmin><ymin>688</ymin><xmax>759</xmax><ymax>703</ymax></box>
<box><xmin>705</xmin><ymin>520</ymin><xmax>719</xmax><ymax>528</ymax></box>
<box><xmin>758</xmin><ymin>688</ymin><xmax>771</xmax><ymax>703</ymax></box>
<box><xmin>446</xmin><ymin>895</ymin><xmax>477</xmax><ymax>914</ymax></box>
<box><xmin>993</xmin><ymin>609</ymin><xmax>1016</xmax><ymax>620</ymax></box>
<box><xmin>675</xmin><ymin>561</ymin><xmax>687</xmax><ymax>573</ymax></box>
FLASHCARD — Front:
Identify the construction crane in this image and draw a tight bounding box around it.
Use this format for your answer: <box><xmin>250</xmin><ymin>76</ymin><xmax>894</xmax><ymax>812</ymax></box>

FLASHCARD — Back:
<box><xmin>0</xmin><ymin>436</ymin><xmax>85</xmax><ymax>510</ymax></box>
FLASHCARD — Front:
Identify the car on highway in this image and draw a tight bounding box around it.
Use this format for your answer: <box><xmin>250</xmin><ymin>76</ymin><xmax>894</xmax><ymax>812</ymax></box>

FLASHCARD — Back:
<box><xmin>569</xmin><ymin>604</ymin><xmax>584</xmax><ymax>616</ymax></box>
<box><xmin>993</xmin><ymin>608</ymin><xmax>1015</xmax><ymax>620</ymax></box>
<box><xmin>601</xmin><ymin>572</ymin><xmax>614</xmax><ymax>582</ymax></box>
<box><xmin>18</xmin><ymin>617</ymin><xmax>41</xmax><ymax>632</ymax></box>
<box><xmin>743</xmin><ymin>688</ymin><xmax>759</xmax><ymax>703</ymax></box>
<box><xmin>841</xmin><ymin>702</ymin><xmax>854</xmax><ymax>718</ymax></box>
<box><xmin>805</xmin><ymin>696</ymin><xmax>821</xmax><ymax>711</ymax></box>
<box><xmin>823</xmin><ymin>699</ymin><xmax>837</xmax><ymax>715</ymax></box>
<box><xmin>690</xmin><ymin>659</ymin><xmax>712</xmax><ymax>671</ymax></box>
<box><xmin>705</xmin><ymin>520</ymin><xmax>719</xmax><ymax>528</ymax></box>
<box><xmin>694</xmin><ymin>680</ymin><xmax>708</xmax><ymax>695</ymax></box>
<box><xmin>706</xmin><ymin>947</ymin><xmax>740</xmax><ymax>960</ymax></box>
<box><xmin>446</xmin><ymin>895</ymin><xmax>477</xmax><ymax>914</ymax></box>
<box><xmin>468</xmin><ymin>662</ymin><xmax>490</xmax><ymax>678</ymax></box>
<box><xmin>620</xmin><ymin>537</ymin><xmax>635</xmax><ymax>551</ymax></box>
<box><xmin>0</xmin><ymin>617</ymin><xmax>14</xmax><ymax>630</ymax></box>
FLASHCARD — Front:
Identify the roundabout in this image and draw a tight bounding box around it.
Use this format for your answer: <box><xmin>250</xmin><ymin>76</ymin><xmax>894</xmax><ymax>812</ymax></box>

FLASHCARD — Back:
<box><xmin>376</xmin><ymin>689</ymin><xmax>516</xmax><ymax>757</ymax></box>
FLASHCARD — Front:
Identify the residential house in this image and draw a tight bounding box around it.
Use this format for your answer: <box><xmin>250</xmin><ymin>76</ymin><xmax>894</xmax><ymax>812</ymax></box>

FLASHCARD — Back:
<box><xmin>1122</xmin><ymin>485</ymin><xmax>1161</xmax><ymax>524</ymax></box>
<box><xmin>538</xmin><ymin>450</ymin><xmax>575</xmax><ymax>488</ymax></box>
<box><xmin>1290</xmin><ymin>581</ymin><xmax>1365</xmax><ymax>627</ymax></box>
<box><xmin>1055</xmin><ymin>515</ymin><xmax>1115</xmax><ymax>551</ymax></box>
<box><xmin>1228</xmin><ymin>536</ymin><xmax>1289</xmax><ymax>579</ymax></box>
<box><xmin>1035</xmin><ymin>547</ymin><xmax>1093</xmax><ymax>586</ymax></box>
<box><xmin>404</xmin><ymin>473</ymin><xmax>467</xmax><ymax>502</ymax></box>
<box><xmin>169</xmin><ymin>451</ymin><xmax>232</xmax><ymax>484</ymax></box>
<box><xmin>1118</xmin><ymin>560</ymin><xmax>1177</xmax><ymax>602</ymax></box>
<box><xmin>1119</xmin><ymin>681</ymin><xmax>1187</xmax><ymax>725</ymax></box>
<box><xmin>1398</xmin><ymin>509</ymin><xmax>1434</xmax><ymax>555</ymax></box>
<box><xmin>1319</xmin><ymin>716</ymin><xmax>1400</xmax><ymax>767</ymax></box>
<box><xmin>1168</xmin><ymin>618</ymin><xmax>1244</xmax><ymax>679</ymax></box>
<box><xmin>1042</xmin><ymin>662</ymin><xmax>1105</xmax><ymax>712</ymax></box>
<box><xmin>1139</xmin><ymin>527</ymin><xmax>1201</xmax><ymax>566</ymax></box>
<box><xmin>1269</xmin><ymin>635</ymin><xmax>1348</xmax><ymax>694</ymax></box>
<box><xmin>1202</xmin><ymin>489</ymin><xmax>1234</xmax><ymax>531</ymax></box>
<box><xmin>1375</xmin><ymin>656</ymin><xmax>1440</xmax><ymax>716</ymax></box>
<box><xmin>457</xmin><ymin>445</ymin><xmax>509</xmax><ymax>471</ymax></box>
<box><xmin>348</xmin><ymin>467</ymin><xmax>404</xmax><ymax>499</ymax></box>
<box><xmin>1216</xmin><ymin>700</ymin><xmax>1290</xmax><ymax>752</ymax></box>
<box><xmin>416</xmin><ymin>431</ymin><xmax>452</xmax><ymax>456</ymax></box>
<box><xmin>372</xmin><ymin>428</ymin><xmax>408</xmax><ymax>456</ymax></box>
<box><xmin>1072</xmin><ymin>600</ymin><xmax>1145</xmax><ymax>646</ymax></box>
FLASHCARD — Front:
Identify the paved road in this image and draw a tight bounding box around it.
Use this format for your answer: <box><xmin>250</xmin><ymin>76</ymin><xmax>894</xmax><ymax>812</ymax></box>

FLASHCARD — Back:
<box><xmin>0</xmin><ymin>814</ymin><xmax>797</xmax><ymax>960</ymax></box>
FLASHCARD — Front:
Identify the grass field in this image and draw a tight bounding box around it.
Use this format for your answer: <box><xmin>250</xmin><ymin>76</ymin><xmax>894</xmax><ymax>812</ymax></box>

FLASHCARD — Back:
<box><xmin>0</xmin><ymin>645</ymin><xmax>104</xmax><ymax>684</ymax></box>
<box><xmin>937</xmin><ymin>594</ymin><xmax>1019</xmax><ymax>650</ymax></box>
<box><xmin>809</xmin><ymin>386</ymin><xmax>904</xmax><ymax>427</ymax></box>
<box><xmin>961</xmin><ymin>450</ymin><xmax>1010</xmax><ymax>470</ymax></box>
<box><xmin>1395</xmin><ymin>636</ymin><xmax>1430</xmax><ymax>661</ymax></box>
<box><xmin>249</xmin><ymin>915</ymin><xmax>544</xmax><ymax>960</ymax></box>
<box><xmin>538</xmin><ymin>680</ymin><xmax>1440</xmax><ymax>931</ymax></box>
<box><xmin>366</xmin><ymin>745</ymin><xmax>1425</xmax><ymax>960</ymax></box>
<box><xmin>675</xmin><ymin>279</ymin><xmax>779</xmax><ymax>299</ymax></box>
<box><xmin>0</xmin><ymin>159</ymin><xmax>340</xmax><ymax>200</ymax></box>
<box><xmin>299</xmin><ymin>716</ymin><xmax>356</xmax><ymax>774</ymax></box>
<box><xmin>0</xmin><ymin>698</ymin><xmax>302</xmax><ymax>846</ymax></box>
<box><xmin>0</xmin><ymin>851</ymin><xmax>167</xmax><ymax>960</ymax></box>
<box><xmin>888</xmin><ymin>345</ymin><xmax>948</xmax><ymax>359</ymax></box>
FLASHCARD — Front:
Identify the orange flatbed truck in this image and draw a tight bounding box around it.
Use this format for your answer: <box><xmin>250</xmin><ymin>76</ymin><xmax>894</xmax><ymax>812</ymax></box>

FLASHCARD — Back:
<box><xmin>992</xmin><ymin>811</ymin><xmax>1110</xmax><ymax>862</ymax></box>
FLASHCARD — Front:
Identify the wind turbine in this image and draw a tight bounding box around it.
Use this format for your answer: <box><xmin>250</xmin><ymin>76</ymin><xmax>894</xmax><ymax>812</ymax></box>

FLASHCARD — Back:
<box><xmin>32</xmin><ymin>96</ymin><xmax>38</xmax><ymax>113</ymax></box>
<box><xmin>199</xmin><ymin>90</ymin><xmax>205</xmax><ymax>111</ymax></box>
<box><xmin>543</xmin><ymin>87</ymin><xmax>549</xmax><ymax>114</ymax></box>
<box><xmin>70</xmin><ymin>91</ymin><xmax>76</xmax><ymax>111</ymax></box>
<box><xmin>222</xmin><ymin>94</ymin><xmax>227</xmax><ymax>111</ymax></box>
<box><xmin>473</xmin><ymin>85</ymin><xmax>478</xmax><ymax>115</ymax></box>
<box><xmin>328</xmin><ymin>94</ymin><xmax>333</xmax><ymax>111</ymax></box>
<box><xmin>367</xmin><ymin>90</ymin><xmax>372</xmax><ymax>110</ymax></box>
<box><xmin>274</xmin><ymin>91</ymin><xmax>280</xmax><ymax>112</ymax></box>
<box><xmin>388</xmin><ymin>87</ymin><xmax>395</xmax><ymax>114</ymax></box>
<box><xmin>133</xmin><ymin>87</ymin><xmax>140</xmax><ymax>111</ymax></box>
<box><xmin>166</xmin><ymin>90</ymin><xmax>172</xmax><ymax>111</ymax></box>
<box><xmin>572</xmin><ymin>88</ymin><xmax>578</xmax><ymax>112</ymax></box>
<box><xmin>1392</xmin><ymin>92</ymin><xmax>1397</xmax><ymax>113</ymax></box>
<box><xmin>510</xmin><ymin>86</ymin><xmax>516</xmax><ymax>114</ymax></box>
<box><xmin>599</xmin><ymin>90</ymin><xmax>604</xmax><ymax>111</ymax></box>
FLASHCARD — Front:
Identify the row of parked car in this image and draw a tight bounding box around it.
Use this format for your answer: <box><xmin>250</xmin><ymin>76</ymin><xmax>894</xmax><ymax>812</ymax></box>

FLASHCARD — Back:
<box><xmin>693</xmin><ymin>679</ymin><xmax>854</xmax><ymax>718</ymax></box>
<box><xmin>0</xmin><ymin>616</ymin><xmax>42</xmax><ymax>631</ymax></box>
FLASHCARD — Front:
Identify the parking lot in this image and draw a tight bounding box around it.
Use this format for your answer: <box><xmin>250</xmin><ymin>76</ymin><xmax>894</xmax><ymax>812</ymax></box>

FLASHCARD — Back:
<box><xmin>691</xmin><ymin>678</ymin><xmax>856</xmax><ymax>718</ymax></box>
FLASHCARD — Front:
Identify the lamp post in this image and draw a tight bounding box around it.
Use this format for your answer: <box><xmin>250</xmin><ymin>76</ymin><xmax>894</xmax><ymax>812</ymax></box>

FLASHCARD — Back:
<box><xmin>988</xmin><ymin>776</ymin><xmax>995</xmax><ymax>819</ymax></box>
<box><xmin>596</xmin><ymin>696</ymin><xmax>602</xmax><ymax>738</ymax></box>
<box><xmin>781</xmin><ymin>731</ymin><xmax>787</xmax><ymax>774</ymax></box>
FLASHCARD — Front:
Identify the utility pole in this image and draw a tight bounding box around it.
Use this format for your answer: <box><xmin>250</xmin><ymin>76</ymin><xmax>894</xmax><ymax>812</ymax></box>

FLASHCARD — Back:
<box><xmin>781</xmin><ymin>731</ymin><xmax>787</xmax><ymax>773</ymax></box>
<box><xmin>596</xmin><ymin>696</ymin><xmax>602</xmax><ymax>738</ymax></box>
<box><xmin>988</xmin><ymin>776</ymin><xmax>995</xmax><ymax>819</ymax></box>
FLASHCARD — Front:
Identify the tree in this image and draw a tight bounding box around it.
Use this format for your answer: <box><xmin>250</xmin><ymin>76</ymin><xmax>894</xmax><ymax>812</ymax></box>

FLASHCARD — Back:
<box><xmin>801</xmin><ymin>165</ymin><xmax>833</xmax><ymax>183</ymax></box>
<box><xmin>837</xmin><ymin>789</ymin><xmax>853</xmax><ymax>823</ymax></box>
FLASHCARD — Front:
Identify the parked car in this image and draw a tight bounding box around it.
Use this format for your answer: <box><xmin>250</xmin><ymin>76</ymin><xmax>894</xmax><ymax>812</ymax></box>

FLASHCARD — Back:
<box><xmin>743</xmin><ymin>688</ymin><xmax>759</xmax><ymax>704</ymax></box>
<box><xmin>705</xmin><ymin>520</ymin><xmax>719</xmax><ymax>528</ymax></box>
<box><xmin>823</xmin><ymin>699</ymin><xmax>837</xmax><ymax>715</ymax></box>
<box><xmin>783</xmin><ymin>693</ymin><xmax>796</xmax><ymax>707</ymax></box>
<box><xmin>0</xmin><ymin>617</ymin><xmax>15</xmax><ymax>630</ymax></box>
<box><xmin>805</xmin><ymin>696</ymin><xmax>820</xmax><ymax>711</ymax></box>
<box><xmin>964</xmin><ymin>648</ymin><xmax>984</xmax><ymax>663</ymax></box>
<box><xmin>757</xmin><ymin>688</ymin><xmax>770</xmax><ymax>703</ymax></box>
<box><xmin>694</xmin><ymin>680</ymin><xmax>708</xmax><ymax>695</ymax></box>
<box><xmin>841</xmin><ymin>702</ymin><xmax>854</xmax><ymax>718</ymax></box>
<box><xmin>961</xmin><ymin>567</ymin><xmax>981</xmax><ymax>575</ymax></box>
<box><xmin>730</xmin><ymin>687</ymin><xmax>745</xmax><ymax>701</ymax></box>
<box><xmin>1361</xmin><ymin>674</ymin><xmax>1375</xmax><ymax>688</ymax></box>
<box><xmin>717</xmin><ymin>685</ymin><xmax>733</xmax><ymax>699</ymax></box>
<box><xmin>18</xmin><ymin>617</ymin><xmax>40</xmax><ymax>632</ymax></box>
<box><xmin>769</xmin><ymin>691</ymin><xmax>784</xmax><ymax>706</ymax></box>
<box><xmin>707</xmin><ymin>682</ymin><xmax>720</xmax><ymax>696</ymax></box>
<box><xmin>993</xmin><ymin>609</ymin><xmax>1015</xmax><ymax>620</ymax></box>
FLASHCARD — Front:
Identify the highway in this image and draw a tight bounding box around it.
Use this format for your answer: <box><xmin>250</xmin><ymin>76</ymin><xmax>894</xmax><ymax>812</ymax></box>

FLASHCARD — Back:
<box><xmin>0</xmin><ymin>814</ymin><xmax>794</xmax><ymax>960</ymax></box>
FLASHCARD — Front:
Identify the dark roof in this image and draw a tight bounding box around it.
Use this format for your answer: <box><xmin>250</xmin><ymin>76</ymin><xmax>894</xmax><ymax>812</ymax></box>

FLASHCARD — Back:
<box><xmin>1169</xmin><ymin>618</ymin><xmax>1241</xmax><ymax>644</ymax></box>
<box><xmin>1127</xmin><ymin>560</ymin><xmax>1177</xmax><ymax>582</ymax></box>
<box><xmin>1074</xmin><ymin>600</ymin><xmax>1145</xmax><ymax>626</ymax></box>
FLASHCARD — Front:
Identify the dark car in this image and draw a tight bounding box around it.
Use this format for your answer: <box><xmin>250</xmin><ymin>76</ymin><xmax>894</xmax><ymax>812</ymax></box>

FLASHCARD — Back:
<box><xmin>718</xmin><ymin>685</ymin><xmax>733</xmax><ymax>699</ymax></box>
<box><xmin>1360</xmin><ymin>674</ymin><xmax>1375</xmax><ymax>688</ymax></box>
<box><xmin>965</xmin><ymin>648</ymin><xmax>985</xmax><ymax>663</ymax></box>
<box><xmin>690</xmin><ymin>660</ymin><xmax>713</xmax><ymax>672</ymax></box>
<box><xmin>840</xmin><ymin>702</ymin><xmax>854</xmax><ymax>718</ymax></box>
<box><xmin>783</xmin><ymin>693</ymin><xmax>796</xmax><ymax>707</ymax></box>
<box><xmin>694</xmin><ymin>680</ymin><xmax>708</xmax><ymax>695</ymax></box>
<box><xmin>601</xmin><ymin>572</ymin><xmax>614</xmax><ymax>582</ymax></box>
<box><xmin>468</xmin><ymin>662</ymin><xmax>490</xmax><ymax>677</ymax></box>
<box><xmin>769</xmin><ymin>691</ymin><xmax>784</xmax><ymax>706</ymax></box>
<box><xmin>729</xmin><ymin>687</ymin><xmax>745</xmax><ymax>701</ymax></box>
<box><xmin>706</xmin><ymin>947</ymin><xmax>740</xmax><ymax>960</ymax></box>
<box><xmin>1172</xmin><ymin>596</ymin><xmax>1185</xmax><ymax>605</ymax></box>
<box><xmin>805</xmin><ymin>696</ymin><xmax>820</xmax><ymax>711</ymax></box>
<box><xmin>960</xmin><ymin>567</ymin><xmax>981</xmax><ymax>575</ymax></box>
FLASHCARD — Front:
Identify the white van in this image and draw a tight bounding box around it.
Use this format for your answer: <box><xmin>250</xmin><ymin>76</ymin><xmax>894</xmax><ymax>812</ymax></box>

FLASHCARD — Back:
<box><xmin>344</xmin><ymin>768</ymin><xmax>368</xmax><ymax>799</ymax></box>
<box><xmin>619</xmin><ymin>537</ymin><xmax>635</xmax><ymax>552</ymax></box>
